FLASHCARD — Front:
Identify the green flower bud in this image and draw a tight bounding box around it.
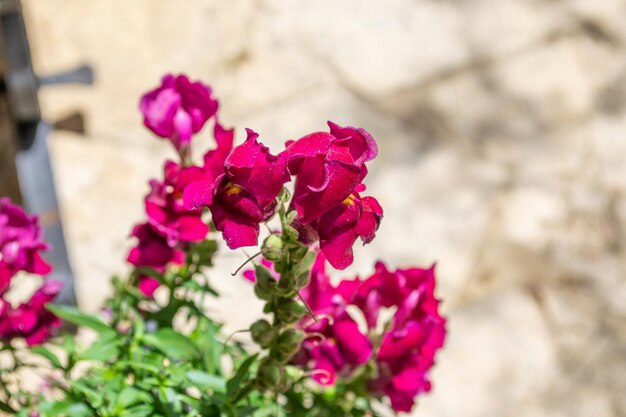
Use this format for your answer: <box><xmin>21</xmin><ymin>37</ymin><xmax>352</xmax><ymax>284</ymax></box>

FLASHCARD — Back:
<box><xmin>254</xmin><ymin>265</ymin><xmax>276</xmax><ymax>301</ymax></box>
<box><xmin>283</xmin><ymin>225</ymin><xmax>300</xmax><ymax>241</ymax></box>
<box><xmin>250</xmin><ymin>319</ymin><xmax>277</xmax><ymax>348</ymax></box>
<box><xmin>294</xmin><ymin>270</ymin><xmax>310</xmax><ymax>290</ymax></box>
<box><xmin>261</xmin><ymin>234</ymin><xmax>284</xmax><ymax>261</ymax></box>
<box><xmin>270</xmin><ymin>328</ymin><xmax>305</xmax><ymax>363</ymax></box>
<box><xmin>275</xmin><ymin>298</ymin><xmax>307</xmax><ymax>324</ymax></box>
<box><xmin>275</xmin><ymin>273</ymin><xmax>297</xmax><ymax>297</ymax></box>
<box><xmin>256</xmin><ymin>358</ymin><xmax>284</xmax><ymax>389</ymax></box>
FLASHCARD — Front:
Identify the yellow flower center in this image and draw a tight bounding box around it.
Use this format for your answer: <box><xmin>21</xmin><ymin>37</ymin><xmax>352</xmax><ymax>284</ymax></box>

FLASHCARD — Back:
<box><xmin>224</xmin><ymin>182</ymin><xmax>243</xmax><ymax>196</ymax></box>
<box><xmin>343</xmin><ymin>194</ymin><xmax>356</xmax><ymax>205</ymax></box>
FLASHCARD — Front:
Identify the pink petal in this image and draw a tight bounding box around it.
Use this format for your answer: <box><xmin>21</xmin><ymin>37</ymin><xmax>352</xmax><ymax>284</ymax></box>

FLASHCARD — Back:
<box><xmin>183</xmin><ymin>179</ymin><xmax>215</xmax><ymax>210</ymax></box>
<box><xmin>173</xmin><ymin>108</ymin><xmax>192</xmax><ymax>144</ymax></box>
<box><xmin>138</xmin><ymin>276</ymin><xmax>160</xmax><ymax>298</ymax></box>
<box><xmin>320</xmin><ymin>229</ymin><xmax>358</xmax><ymax>270</ymax></box>
<box><xmin>175</xmin><ymin>216</ymin><xmax>209</xmax><ymax>242</ymax></box>
<box><xmin>333</xmin><ymin>319</ymin><xmax>372</xmax><ymax>365</ymax></box>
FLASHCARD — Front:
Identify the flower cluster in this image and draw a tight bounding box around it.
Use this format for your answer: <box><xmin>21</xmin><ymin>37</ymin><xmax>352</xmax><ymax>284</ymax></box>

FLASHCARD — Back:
<box><xmin>184</xmin><ymin>129</ymin><xmax>290</xmax><ymax>249</ymax></box>
<box><xmin>244</xmin><ymin>254</ymin><xmax>446</xmax><ymax>413</ymax></box>
<box><xmin>140</xmin><ymin>74</ymin><xmax>382</xmax><ymax>271</ymax></box>
<box><xmin>181</xmin><ymin>122</ymin><xmax>382</xmax><ymax>270</ymax></box>
<box><xmin>0</xmin><ymin>280</ymin><xmax>63</xmax><ymax>347</ymax></box>
<box><xmin>338</xmin><ymin>262</ymin><xmax>447</xmax><ymax>412</ymax></box>
<box><xmin>2</xmin><ymin>73</ymin><xmax>446</xmax><ymax>417</ymax></box>
<box><xmin>126</xmin><ymin>158</ymin><xmax>214</xmax><ymax>296</ymax></box>
<box><xmin>282</xmin><ymin>123</ymin><xmax>382</xmax><ymax>269</ymax></box>
<box><xmin>0</xmin><ymin>198</ymin><xmax>52</xmax><ymax>294</ymax></box>
<box><xmin>0</xmin><ymin>198</ymin><xmax>61</xmax><ymax>347</ymax></box>
<box><xmin>130</xmin><ymin>76</ymin><xmax>237</xmax><ymax>296</ymax></box>
<box><xmin>294</xmin><ymin>254</ymin><xmax>372</xmax><ymax>385</ymax></box>
<box><xmin>134</xmin><ymin>74</ymin><xmax>445</xmax><ymax>414</ymax></box>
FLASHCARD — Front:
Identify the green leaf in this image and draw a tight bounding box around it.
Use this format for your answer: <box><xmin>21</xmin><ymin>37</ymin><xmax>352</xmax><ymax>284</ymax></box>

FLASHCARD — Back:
<box><xmin>71</xmin><ymin>381</ymin><xmax>103</xmax><ymax>407</ymax></box>
<box><xmin>65</xmin><ymin>403</ymin><xmax>91</xmax><ymax>417</ymax></box>
<box><xmin>120</xmin><ymin>404</ymin><xmax>154</xmax><ymax>417</ymax></box>
<box><xmin>226</xmin><ymin>353</ymin><xmax>258</xmax><ymax>400</ymax></box>
<box><xmin>0</xmin><ymin>401</ymin><xmax>15</xmax><ymax>413</ymax></box>
<box><xmin>186</xmin><ymin>370</ymin><xmax>226</xmax><ymax>393</ymax></box>
<box><xmin>181</xmin><ymin>279</ymin><xmax>219</xmax><ymax>296</ymax></box>
<box><xmin>31</xmin><ymin>345</ymin><xmax>63</xmax><ymax>369</ymax></box>
<box><xmin>142</xmin><ymin>328</ymin><xmax>198</xmax><ymax>360</ymax></box>
<box><xmin>190</xmin><ymin>239</ymin><xmax>218</xmax><ymax>267</ymax></box>
<box><xmin>81</xmin><ymin>333</ymin><xmax>119</xmax><ymax>362</ymax></box>
<box><xmin>47</xmin><ymin>305</ymin><xmax>114</xmax><ymax>337</ymax></box>
<box><xmin>136</xmin><ymin>266</ymin><xmax>165</xmax><ymax>281</ymax></box>
<box><xmin>116</xmin><ymin>360</ymin><xmax>160</xmax><ymax>374</ymax></box>
<box><xmin>117</xmin><ymin>386</ymin><xmax>149</xmax><ymax>408</ymax></box>
<box><xmin>39</xmin><ymin>400</ymin><xmax>89</xmax><ymax>417</ymax></box>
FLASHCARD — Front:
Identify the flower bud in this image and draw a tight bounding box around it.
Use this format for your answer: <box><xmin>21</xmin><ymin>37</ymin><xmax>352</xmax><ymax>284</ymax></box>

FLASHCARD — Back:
<box><xmin>272</xmin><ymin>328</ymin><xmax>305</xmax><ymax>362</ymax></box>
<box><xmin>254</xmin><ymin>265</ymin><xmax>276</xmax><ymax>301</ymax></box>
<box><xmin>275</xmin><ymin>299</ymin><xmax>307</xmax><ymax>324</ymax></box>
<box><xmin>261</xmin><ymin>234</ymin><xmax>284</xmax><ymax>262</ymax></box>
<box><xmin>294</xmin><ymin>270</ymin><xmax>310</xmax><ymax>290</ymax></box>
<box><xmin>275</xmin><ymin>273</ymin><xmax>297</xmax><ymax>297</ymax></box>
<box><xmin>250</xmin><ymin>319</ymin><xmax>277</xmax><ymax>348</ymax></box>
<box><xmin>256</xmin><ymin>358</ymin><xmax>284</xmax><ymax>389</ymax></box>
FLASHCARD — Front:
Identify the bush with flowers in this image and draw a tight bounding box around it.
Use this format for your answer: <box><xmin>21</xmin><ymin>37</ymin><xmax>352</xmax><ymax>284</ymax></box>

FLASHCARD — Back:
<box><xmin>0</xmin><ymin>74</ymin><xmax>446</xmax><ymax>417</ymax></box>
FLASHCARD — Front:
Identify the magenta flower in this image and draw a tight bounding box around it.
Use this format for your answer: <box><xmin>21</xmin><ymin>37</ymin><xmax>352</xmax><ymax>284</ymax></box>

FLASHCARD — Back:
<box><xmin>342</xmin><ymin>262</ymin><xmax>446</xmax><ymax>413</ymax></box>
<box><xmin>282</xmin><ymin>122</ymin><xmax>378</xmax><ymax>224</ymax></box>
<box><xmin>203</xmin><ymin>121</ymin><xmax>235</xmax><ymax>179</ymax></box>
<box><xmin>242</xmin><ymin>253</ymin><xmax>373</xmax><ymax>384</ymax></box>
<box><xmin>296</xmin><ymin>254</ymin><xmax>372</xmax><ymax>385</ymax></box>
<box><xmin>185</xmin><ymin>129</ymin><xmax>290</xmax><ymax>249</ymax></box>
<box><xmin>137</xmin><ymin>276</ymin><xmax>160</xmax><ymax>298</ymax></box>
<box><xmin>0</xmin><ymin>198</ymin><xmax>52</xmax><ymax>294</ymax></box>
<box><xmin>0</xmin><ymin>280</ymin><xmax>63</xmax><ymax>346</ymax></box>
<box><xmin>145</xmin><ymin>160</ymin><xmax>210</xmax><ymax>247</ymax></box>
<box><xmin>309</xmin><ymin>188</ymin><xmax>383</xmax><ymax>270</ymax></box>
<box><xmin>140</xmin><ymin>74</ymin><xmax>218</xmax><ymax>153</ymax></box>
<box><xmin>182</xmin><ymin>121</ymin><xmax>234</xmax><ymax>210</ymax></box>
<box><xmin>0</xmin><ymin>298</ymin><xmax>11</xmax><ymax>338</ymax></box>
<box><xmin>127</xmin><ymin>223</ymin><xmax>185</xmax><ymax>270</ymax></box>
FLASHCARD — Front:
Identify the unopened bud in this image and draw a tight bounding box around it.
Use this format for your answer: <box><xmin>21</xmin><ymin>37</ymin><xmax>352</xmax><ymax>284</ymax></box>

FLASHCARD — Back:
<box><xmin>257</xmin><ymin>358</ymin><xmax>284</xmax><ymax>389</ymax></box>
<box><xmin>250</xmin><ymin>319</ymin><xmax>277</xmax><ymax>348</ymax></box>
<box><xmin>261</xmin><ymin>235</ymin><xmax>284</xmax><ymax>262</ymax></box>
<box><xmin>271</xmin><ymin>328</ymin><xmax>305</xmax><ymax>363</ymax></box>
<box><xmin>275</xmin><ymin>299</ymin><xmax>307</xmax><ymax>324</ymax></box>
<box><xmin>254</xmin><ymin>265</ymin><xmax>276</xmax><ymax>301</ymax></box>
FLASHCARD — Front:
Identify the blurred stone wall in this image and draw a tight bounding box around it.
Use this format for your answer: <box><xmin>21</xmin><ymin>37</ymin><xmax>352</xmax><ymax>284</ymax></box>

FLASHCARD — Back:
<box><xmin>20</xmin><ymin>0</ymin><xmax>626</xmax><ymax>416</ymax></box>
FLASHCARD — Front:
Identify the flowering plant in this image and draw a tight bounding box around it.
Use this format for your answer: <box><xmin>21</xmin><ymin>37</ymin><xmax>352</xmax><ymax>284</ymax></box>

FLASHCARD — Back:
<box><xmin>0</xmin><ymin>74</ymin><xmax>446</xmax><ymax>417</ymax></box>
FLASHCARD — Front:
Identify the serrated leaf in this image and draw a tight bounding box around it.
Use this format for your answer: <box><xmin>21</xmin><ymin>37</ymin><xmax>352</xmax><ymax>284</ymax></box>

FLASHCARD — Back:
<box><xmin>47</xmin><ymin>305</ymin><xmax>114</xmax><ymax>337</ymax></box>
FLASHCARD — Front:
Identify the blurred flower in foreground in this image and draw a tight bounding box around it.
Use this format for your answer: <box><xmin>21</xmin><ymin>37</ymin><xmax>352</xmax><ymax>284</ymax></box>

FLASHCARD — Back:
<box><xmin>0</xmin><ymin>197</ymin><xmax>52</xmax><ymax>294</ymax></box>
<box><xmin>0</xmin><ymin>278</ymin><xmax>63</xmax><ymax>346</ymax></box>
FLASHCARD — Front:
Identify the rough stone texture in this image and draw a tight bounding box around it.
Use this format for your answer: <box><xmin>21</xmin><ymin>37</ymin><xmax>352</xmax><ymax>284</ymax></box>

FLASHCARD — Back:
<box><xmin>14</xmin><ymin>0</ymin><xmax>626</xmax><ymax>415</ymax></box>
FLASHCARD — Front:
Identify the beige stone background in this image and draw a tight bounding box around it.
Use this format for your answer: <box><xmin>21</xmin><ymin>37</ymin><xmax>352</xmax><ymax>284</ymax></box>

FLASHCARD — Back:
<box><xmin>13</xmin><ymin>0</ymin><xmax>626</xmax><ymax>415</ymax></box>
